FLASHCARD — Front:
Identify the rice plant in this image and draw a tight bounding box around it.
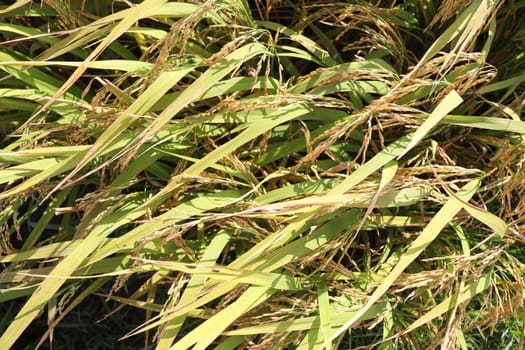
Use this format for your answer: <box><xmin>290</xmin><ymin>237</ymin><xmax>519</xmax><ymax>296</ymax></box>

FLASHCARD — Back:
<box><xmin>0</xmin><ymin>0</ymin><xmax>524</xmax><ymax>349</ymax></box>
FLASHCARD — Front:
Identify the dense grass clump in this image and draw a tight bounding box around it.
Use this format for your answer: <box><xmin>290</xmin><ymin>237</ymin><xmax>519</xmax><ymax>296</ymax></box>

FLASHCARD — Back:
<box><xmin>1</xmin><ymin>0</ymin><xmax>524</xmax><ymax>349</ymax></box>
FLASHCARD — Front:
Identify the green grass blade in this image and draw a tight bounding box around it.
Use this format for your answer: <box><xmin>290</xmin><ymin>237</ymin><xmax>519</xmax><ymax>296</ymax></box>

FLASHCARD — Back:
<box><xmin>403</xmin><ymin>273</ymin><xmax>492</xmax><ymax>334</ymax></box>
<box><xmin>397</xmin><ymin>90</ymin><xmax>463</xmax><ymax>159</ymax></box>
<box><xmin>327</xmin><ymin>179</ymin><xmax>482</xmax><ymax>345</ymax></box>
<box><xmin>171</xmin><ymin>286</ymin><xmax>275</xmax><ymax>350</ymax></box>
<box><xmin>155</xmin><ymin>232</ymin><xmax>230</xmax><ymax>349</ymax></box>
<box><xmin>442</xmin><ymin>115</ymin><xmax>525</xmax><ymax>133</ymax></box>
<box><xmin>257</xmin><ymin>21</ymin><xmax>336</xmax><ymax>66</ymax></box>
<box><xmin>318</xmin><ymin>280</ymin><xmax>332</xmax><ymax>350</ymax></box>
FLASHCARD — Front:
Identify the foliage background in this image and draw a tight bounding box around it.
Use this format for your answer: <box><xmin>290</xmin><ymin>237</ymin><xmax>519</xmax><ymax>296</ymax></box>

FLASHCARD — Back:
<box><xmin>0</xmin><ymin>0</ymin><xmax>524</xmax><ymax>349</ymax></box>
